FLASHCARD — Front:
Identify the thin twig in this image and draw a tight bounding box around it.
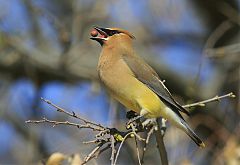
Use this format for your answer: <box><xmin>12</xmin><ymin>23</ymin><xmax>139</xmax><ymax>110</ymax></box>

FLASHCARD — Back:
<box><xmin>146</xmin><ymin>127</ymin><xmax>155</xmax><ymax>144</ymax></box>
<box><xmin>141</xmin><ymin>126</ymin><xmax>155</xmax><ymax>164</ymax></box>
<box><xmin>96</xmin><ymin>143</ymin><xmax>112</xmax><ymax>158</ymax></box>
<box><xmin>25</xmin><ymin>117</ymin><xmax>103</xmax><ymax>131</ymax></box>
<box><xmin>114</xmin><ymin>132</ymin><xmax>133</xmax><ymax>165</ymax></box>
<box><xmin>41</xmin><ymin>97</ymin><xmax>105</xmax><ymax>129</ymax></box>
<box><xmin>95</xmin><ymin>129</ymin><xmax>109</xmax><ymax>138</ymax></box>
<box><xmin>83</xmin><ymin>139</ymin><xmax>99</xmax><ymax>144</ymax></box>
<box><xmin>129</xmin><ymin>123</ymin><xmax>146</xmax><ymax>141</ymax></box>
<box><xmin>183</xmin><ymin>92</ymin><xmax>235</xmax><ymax>108</ymax></box>
<box><xmin>110</xmin><ymin>135</ymin><xmax>116</xmax><ymax>165</ymax></box>
<box><xmin>134</xmin><ymin>136</ymin><xmax>142</xmax><ymax>165</ymax></box>
<box><xmin>82</xmin><ymin>143</ymin><xmax>104</xmax><ymax>165</ymax></box>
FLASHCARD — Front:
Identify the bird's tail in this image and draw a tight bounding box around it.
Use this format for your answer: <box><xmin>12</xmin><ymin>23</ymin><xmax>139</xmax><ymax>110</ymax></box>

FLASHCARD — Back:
<box><xmin>181</xmin><ymin>119</ymin><xmax>205</xmax><ymax>148</ymax></box>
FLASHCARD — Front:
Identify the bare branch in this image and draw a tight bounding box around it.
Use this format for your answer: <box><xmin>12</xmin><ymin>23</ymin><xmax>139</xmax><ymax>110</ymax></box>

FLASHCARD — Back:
<box><xmin>183</xmin><ymin>92</ymin><xmax>235</xmax><ymax>108</ymax></box>
<box><xmin>114</xmin><ymin>132</ymin><xmax>133</xmax><ymax>165</ymax></box>
<box><xmin>134</xmin><ymin>136</ymin><xmax>142</xmax><ymax>165</ymax></box>
<box><xmin>26</xmin><ymin>92</ymin><xmax>235</xmax><ymax>165</ymax></box>
<box><xmin>96</xmin><ymin>143</ymin><xmax>112</xmax><ymax>158</ymax></box>
<box><xmin>110</xmin><ymin>135</ymin><xmax>116</xmax><ymax>165</ymax></box>
<box><xmin>129</xmin><ymin>123</ymin><xmax>146</xmax><ymax>141</ymax></box>
<box><xmin>154</xmin><ymin>119</ymin><xmax>168</xmax><ymax>165</ymax></box>
<box><xmin>142</xmin><ymin>126</ymin><xmax>155</xmax><ymax>164</ymax></box>
<box><xmin>26</xmin><ymin>98</ymin><xmax>151</xmax><ymax>165</ymax></box>
<box><xmin>25</xmin><ymin>117</ymin><xmax>104</xmax><ymax>131</ymax></box>
<box><xmin>82</xmin><ymin>143</ymin><xmax>104</xmax><ymax>164</ymax></box>
<box><xmin>40</xmin><ymin>97</ymin><xmax>105</xmax><ymax>129</ymax></box>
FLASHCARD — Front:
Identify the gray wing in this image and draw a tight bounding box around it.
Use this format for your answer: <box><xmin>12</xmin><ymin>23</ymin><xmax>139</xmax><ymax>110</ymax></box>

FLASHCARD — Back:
<box><xmin>122</xmin><ymin>54</ymin><xmax>190</xmax><ymax>119</ymax></box>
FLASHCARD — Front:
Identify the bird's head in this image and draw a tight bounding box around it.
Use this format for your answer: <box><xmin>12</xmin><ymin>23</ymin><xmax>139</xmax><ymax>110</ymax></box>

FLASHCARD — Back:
<box><xmin>90</xmin><ymin>26</ymin><xmax>135</xmax><ymax>46</ymax></box>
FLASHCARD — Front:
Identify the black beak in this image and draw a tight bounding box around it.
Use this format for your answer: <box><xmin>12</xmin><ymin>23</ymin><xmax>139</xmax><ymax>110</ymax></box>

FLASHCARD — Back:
<box><xmin>90</xmin><ymin>26</ymin><xmax>109</xmax><ymax>45</ymax></box>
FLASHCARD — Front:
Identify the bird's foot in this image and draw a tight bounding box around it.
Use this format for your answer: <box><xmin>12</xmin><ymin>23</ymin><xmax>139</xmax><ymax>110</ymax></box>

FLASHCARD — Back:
<box><xmin>142</xmin><ymin>118</ymin><xmax>167</xmax><ymax>136</ymax></box>
<box><xmin>126</xmin><ymin>110</ymin><xmax>138</xmax><ymax>119</ymax></box>
<box><xmin>125</xmin><ymin>111</ymin><xmax>144</xmax><ymax>130</ymax></box>
<box><xmin>142</xmin><ymin>118</ymin><xmax>157</xmax><ymax>130</ymax></box>
<box><xmin>126</xmin><ymin>115</ymin><xmax>143</xmax><ymax>129</ymax></box>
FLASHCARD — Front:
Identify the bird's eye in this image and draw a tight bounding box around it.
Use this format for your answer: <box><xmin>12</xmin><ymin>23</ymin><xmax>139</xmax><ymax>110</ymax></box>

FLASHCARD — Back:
<box><xmin>110</xmin><ymin>31</ymin><xmax>118</xmax><ymax>36</ymax></box>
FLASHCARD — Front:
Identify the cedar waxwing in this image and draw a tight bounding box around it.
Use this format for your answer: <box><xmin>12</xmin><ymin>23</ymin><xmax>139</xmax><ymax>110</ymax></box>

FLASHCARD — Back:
<box><xmin>90</xmin><ymin>26</ymin><xmax>205</xmax><ymax>148</ymax></box>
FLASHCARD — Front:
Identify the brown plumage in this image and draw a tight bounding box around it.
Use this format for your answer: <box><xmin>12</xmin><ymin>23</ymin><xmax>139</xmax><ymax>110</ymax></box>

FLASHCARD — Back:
<box><xmin>90</xmin><ymin>26</ymin><xmax>205</xmax><ymax>147</ymax></box>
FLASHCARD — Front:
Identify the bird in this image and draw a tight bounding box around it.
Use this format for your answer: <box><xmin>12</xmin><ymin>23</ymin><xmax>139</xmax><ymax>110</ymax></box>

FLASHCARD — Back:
<box><xmin>90</xmin><ymin>26</ymin><xmax>205</xmax><ymax>148</ymax></box>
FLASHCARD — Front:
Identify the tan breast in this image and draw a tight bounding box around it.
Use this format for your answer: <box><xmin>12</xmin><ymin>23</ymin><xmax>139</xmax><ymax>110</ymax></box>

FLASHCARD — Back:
<box><xmin>98</xmin><ymin>53</ymin><xmax>163</xmax><ymax>116</ymax></box>
<box><xmin>98</xmin><ymin>54</ymin><xmax>138</xmax><ymax>110</ymax></box>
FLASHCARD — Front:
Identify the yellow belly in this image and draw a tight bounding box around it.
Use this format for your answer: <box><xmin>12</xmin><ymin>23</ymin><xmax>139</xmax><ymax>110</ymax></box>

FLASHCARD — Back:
<box><xmin>109</xmin><ymin>76</ymin><xmax>166</xmax><ymax>118</ymax></box>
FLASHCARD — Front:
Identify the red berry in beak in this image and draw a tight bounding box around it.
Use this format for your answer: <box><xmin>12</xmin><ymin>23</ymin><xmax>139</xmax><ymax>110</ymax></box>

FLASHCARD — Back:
<box><xmin>90</xmin><ymin>29</ymin><xmax>98</xmax><ymax>37</ymax></box>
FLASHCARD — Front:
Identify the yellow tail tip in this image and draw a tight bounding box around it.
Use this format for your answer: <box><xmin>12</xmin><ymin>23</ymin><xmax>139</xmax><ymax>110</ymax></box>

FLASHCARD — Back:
<box><xmin>200</xmin><ymin>142</ymin><xmax>206</xmax><ymax>148</ymax></box>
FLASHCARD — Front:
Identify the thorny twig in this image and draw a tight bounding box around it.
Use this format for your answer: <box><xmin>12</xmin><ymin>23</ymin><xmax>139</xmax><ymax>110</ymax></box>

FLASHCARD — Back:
<box><xmin>26</xmin><ymin>93</ymin><xmax>235</xmax><ymax>164</ymax></box>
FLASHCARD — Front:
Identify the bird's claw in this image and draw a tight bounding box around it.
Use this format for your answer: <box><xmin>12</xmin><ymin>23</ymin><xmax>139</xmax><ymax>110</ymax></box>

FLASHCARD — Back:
<box><xmin>126</xmin><ymin>111</ymin><xmax>138</xmax><ymax>119</ymax></box>
<box><xmin>142</xmin><ymin>118</ymin><xmax>157</xmax><ymax>129</ymax></box>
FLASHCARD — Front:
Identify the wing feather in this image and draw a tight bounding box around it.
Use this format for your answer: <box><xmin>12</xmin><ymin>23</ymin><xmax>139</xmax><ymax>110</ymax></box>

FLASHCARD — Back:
<box><xmin>122</xmin><ymin>54</ymin><xmax>190</xmax><ymax>119</ymax></box>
